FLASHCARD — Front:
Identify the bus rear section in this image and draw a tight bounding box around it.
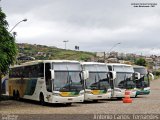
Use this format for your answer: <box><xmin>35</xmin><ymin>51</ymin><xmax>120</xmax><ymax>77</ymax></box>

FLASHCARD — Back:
<box><xmin>8</xmin><ymin>60</ymin><xmax>84</xmax><ymax>105</ymax></box>
<box><xmin>133</xmin><ymin>66</ymin><xmax>154</xmax><ymax>97</ymax></box>
<box><xmin>107</xmin><ymin>64</ymin><xmax>137</xmax><ymax>99</ymax></box>
<box><xmin>81</xmin><ymin>62</ymin><xmax>112</xmax><ymax>102</ymax></box>
<box><xmin>1</xmin><ymin>75</ymin><xmax>9</xmax><ymax>95</ymax></box>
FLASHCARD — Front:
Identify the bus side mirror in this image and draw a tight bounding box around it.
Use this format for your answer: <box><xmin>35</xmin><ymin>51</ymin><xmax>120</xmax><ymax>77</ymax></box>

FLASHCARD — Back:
<box><xmin>134</xmin><ymin>72</ymin><xmax>140</xmax><ymax>80</ymax></box>
<box><xmin>50</xmin><ymin>69</ymin><xmax>55</xmax><ymax>80</ymax></box>
<box><xmin>149</xmin><ymin>73</ymin><xmax>154</xmax><ymax>80</ymax></box>
<box><xmin>109</xmin><ymin>71</ymin><xmax>116</xmax><ymax>80</ymax></box>
<box><xmin>82</xmin><ymin>70</ymin><xmax>89</xmax><ymax>80</ymax></box>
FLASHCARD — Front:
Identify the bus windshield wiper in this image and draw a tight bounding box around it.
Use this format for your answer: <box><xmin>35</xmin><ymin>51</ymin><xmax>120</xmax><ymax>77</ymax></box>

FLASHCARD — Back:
<box><xmin>97</xmin><ymin>72</ymin><xmax>101</xmax><ymax>89</ymax></box>
<box><xmin>69</xmin><ymin>75</ymin><xmax>72</xmax><ymax>85</ymax></box>
<box><xmin>124</xmin><ymin>74</ymin><xmax>127</xmax><ymax>89</ymax></box>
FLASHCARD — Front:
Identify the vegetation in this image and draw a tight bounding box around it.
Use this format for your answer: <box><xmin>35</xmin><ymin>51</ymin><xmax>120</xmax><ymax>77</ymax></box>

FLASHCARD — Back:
<box><xmin>17</xmin><ymin>43</ymin><xmax>96</xmax><ymax>63</ymax></box>
<box><xmin>152</xmin><ymin>69</ymin><xmax>160</xmax><ymax>80</ymax></box>
<box><xmin>135</xmin><ymin>58</ymin><xmax>147</xmax><ymax>66</ymax></box>
<box><xmin>0</xmin><ymin>8</ymin><xmax>17</xmax><ymax>100</ymax></box>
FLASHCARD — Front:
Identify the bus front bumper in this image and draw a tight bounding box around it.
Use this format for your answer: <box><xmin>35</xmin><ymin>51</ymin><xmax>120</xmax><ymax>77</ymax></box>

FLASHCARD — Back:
<box><xmin>50</xmin><ymin>95</ymin><xmax>84</xmax><ymax>103</ymax></box>
<box><xmin>112</xmin><ymin>91</ymin><xmax>125</xmax><ymax>98</ymax></box>
<box><xmin>136</xmin><ymin>90</ymin><xmax>150</xmax><ymax>95</ymax></box>
<box><xmin>84</xmin><ymin>92</ymin><xmax>111</xmax><ymax>101</ymax></box>
<box><xmin>130</xmin><ymin>90</ymin><xmax>137</xmax><ymax>97</ymax></box>
<box><xmin>112</xmin><ymin>89</ymin><xmax>136</xmax><ymax>98</ymax></box>
<box><xmin>136</xmin><ymin>87</ymin><xmax>150</xmax><ymax>96</ymax></box>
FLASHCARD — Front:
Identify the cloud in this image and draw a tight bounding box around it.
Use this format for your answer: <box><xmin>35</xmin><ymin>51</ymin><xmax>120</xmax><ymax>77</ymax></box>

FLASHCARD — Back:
<box><xmin>1</xmin><ymin>0</ymin><xmax>160</xmax><ymax>55</ymax></box>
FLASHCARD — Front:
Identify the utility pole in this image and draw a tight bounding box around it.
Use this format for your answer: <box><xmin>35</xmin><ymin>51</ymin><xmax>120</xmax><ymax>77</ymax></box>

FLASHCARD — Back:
<box><xmin>63</xmin><ymin>40</ymin><xmax>69</xmax><ymax>60</ymax></box>
<box><xmin>9</xmin><ymin>19</ymin><xmax>27</xmax><ymax>32</ymax></box>
<box><xmin>63</xmin><ymin>40</ymin><xmax>69</xmax><ymax>50</ymax></box>
<box><xmin>105</xmin><ymin>42</ymin><xmax>121</xmax><ymax>62</ymax></box>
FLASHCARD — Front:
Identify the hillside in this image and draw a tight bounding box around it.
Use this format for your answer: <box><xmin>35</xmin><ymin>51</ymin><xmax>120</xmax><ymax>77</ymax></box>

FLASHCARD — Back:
<box><xmin>17</xmin><ymin>43</ymin><xmax>96</xmax><ymax>62</ymax></box>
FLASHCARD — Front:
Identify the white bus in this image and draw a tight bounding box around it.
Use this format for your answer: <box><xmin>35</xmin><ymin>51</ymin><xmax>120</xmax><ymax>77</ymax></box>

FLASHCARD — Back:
<box><xmin>107</xmin><ymin>63</ymin><xmax>137</xmax><ymax>99</ymax></box>
<box><xmin>8</xmin><ymin>60</ymin><xmax>86</xmax><ymax>105</ymax></box>
<box><xmin>81</xmin><ymin>62</ymin><xmax>113</xmax><ymax>102</ymax></box>
<box><xmin>133</xmin><ymin>66</ymin><xmax>154</xmax><ymax>97</ymax></box>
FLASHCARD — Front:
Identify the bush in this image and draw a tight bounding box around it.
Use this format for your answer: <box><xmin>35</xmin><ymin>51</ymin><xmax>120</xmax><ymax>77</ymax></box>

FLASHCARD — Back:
<box><xmin>135</xmin><ymin>58</ymin><xmax>147</xmax><ymax>66</ymax></box>
<box><xmin>153</xmin><ymin>70</ymin><xmax>160</xmax><ymax>76</ymax></box>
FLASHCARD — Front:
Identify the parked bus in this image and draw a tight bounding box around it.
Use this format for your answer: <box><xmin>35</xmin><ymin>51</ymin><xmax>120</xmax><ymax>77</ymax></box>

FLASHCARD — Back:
<box><xmin>81</xmin><ymin>62</ymin><xmax>114</xmax><ymax>102</ymax></box>
<box><xmin>133</xmin><ymin>66</ymin><xmax>154</xmax><ymax>97</ymax></box>
<box><xmin>8</xmin><ymin>60</ymin><xmax>87</xmax><ymax>105</ymax></box>
<box><xmin>107</xmin><ymin>63</ymin><xmax>136</xmax><ymax>99</ymax></box>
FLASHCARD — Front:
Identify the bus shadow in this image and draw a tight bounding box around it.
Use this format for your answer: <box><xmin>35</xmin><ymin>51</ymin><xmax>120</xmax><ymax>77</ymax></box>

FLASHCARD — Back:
<box><xmin>46</xmin><ymin>103</ymin><xmax>78</xmax><ymax>108</ymax></box>
<box><xmin>14</xmin><ymin>98</ymin><xmax>80</xmax><ymax>107</ymax></box>
<box><xmin>11</xmin><ymin>98</ymin><xmax>112</xmax><ymax>107</ymax></box>
<box><xmin>82</xmin><ymin>100</ymin><xmax>107</xmax><ymax>104</ymax></box>
<box><xmin>134</xmin><ymin>96</ymin><xmax>148</xmax><ymax>99</ymax></box>
<box><xmin>104</xmin><ymin>98</ymin><xmax>123</xmax><ymax>101</ymax></box>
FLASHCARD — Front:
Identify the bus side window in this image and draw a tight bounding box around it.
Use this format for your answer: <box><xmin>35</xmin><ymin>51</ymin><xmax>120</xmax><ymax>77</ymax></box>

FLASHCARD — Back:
<box><xmin>9</xmin><ymin>68</ymin><xmax>14</xmax><ymax>78</ymax></box>
<box><xmin>38</xmin><ymin>63</ymin><xmax>44</xmax><ymax>77</ymax></box>
<box><xmin>108</xmin><ymin>66</ymin><xmax>112</xmax><ymax>71</ymax></box>
<box><xmin>45</xmin><ymin>63</ymin><xmax>52</xmax><ymax>92</ymax></box>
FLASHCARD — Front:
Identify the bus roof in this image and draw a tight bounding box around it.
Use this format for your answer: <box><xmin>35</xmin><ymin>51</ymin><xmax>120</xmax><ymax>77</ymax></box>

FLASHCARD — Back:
<box><xmin>81</xmin><ymin>62</ymin><xmax>108</xmax><ymax>72</ymax></box>
<box><xmin>133</xmin><ymin>65</ymin><xmax>146</xmax><ymax>69</ymax></box>
<box><xmin>106</xmin><ymin>63</ymin><xmax>134</xmax><ymax>73</ymax></box>
<box><xmin>10</xmin><ymin>60</ymin><xmax>80</xmax><ymax>68</ymax></box>
<box><xmin>133</xmin><ymin>65</ymin><xmax>147</xmax><ymax>74</ymax></box>
<box><xmin>81</xmin><ymin>62</ymin><xmax>106</xmax><ymax>65</ymax></box>
<box><xmin>106</xmin><ymin>63</ymin><xmax>132</xmax><ymax>67</ymax></box>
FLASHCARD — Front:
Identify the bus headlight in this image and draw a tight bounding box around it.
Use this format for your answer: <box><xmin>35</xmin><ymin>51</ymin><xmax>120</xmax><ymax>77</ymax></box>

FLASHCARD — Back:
<box><xmin>85</xmin><ymin>90</ymin><xmax>92</xmax><ymax>94</ymax></box>
<box><xmin>114</xmin><ymin>89</ymin><xmax>121</xmax><ymax>92</ymax></box>
<box><xmin>52</xmin><ymin>93</ymin><xmax>60</xmax><ymax>96</ymax></box>
<box><xmin>132</xmin><ymin>89</ymin><xmax>137</xmax><ymax>92</ymax></box>
<box><xmin>107</xmin><ymin>89</ymin><xmax>112</xmax><ymax>92</ymax></box>
<box><xmin>79</xmin><ymin>92</ymin><xmax>84</xmax><ymax>95</ymax></box>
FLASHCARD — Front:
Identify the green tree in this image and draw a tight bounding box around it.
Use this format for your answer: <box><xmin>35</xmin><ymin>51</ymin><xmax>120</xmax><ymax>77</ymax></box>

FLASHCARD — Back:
<box><xmin>135</xmin><ymin>58</ymin><xmax>147</xmax><ymax>66</ymax></box>
<box><xmin>0</xmin><ymin>8</ymin><xmax>17</xmax><ymax>100</ymax></box>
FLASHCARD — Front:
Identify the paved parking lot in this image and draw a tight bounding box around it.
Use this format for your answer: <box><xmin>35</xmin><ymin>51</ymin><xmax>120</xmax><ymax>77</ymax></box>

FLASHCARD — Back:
<box><xmin>0</xmin><ymin>79</ymin><xmax>160</xmax><ymax>119</ymax></box>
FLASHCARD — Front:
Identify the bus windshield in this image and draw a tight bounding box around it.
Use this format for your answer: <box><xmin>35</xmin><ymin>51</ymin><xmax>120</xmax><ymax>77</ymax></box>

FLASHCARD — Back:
<box><xmin>117</xmin><ymin>73</ymin><xmax>136</xmax><ymax>89</ymax></box>
<box><xmin>86</xmin><ymin>72</ymin><xmax>110</xmax><ymax>90</ymax></box>
<box><xmin>135</xmin><ymin>75</ymin><xmax>149</xmax><ymax>88</ymax></box>
<box><xmin>54</xmin><ymin>71</ymin><xmax>83</xmax><ymax>92</ymax></box>
<box><xmin>133</xmin><ymin>67</ymin><xmax>149</xmax><ymax>88</ymax></box>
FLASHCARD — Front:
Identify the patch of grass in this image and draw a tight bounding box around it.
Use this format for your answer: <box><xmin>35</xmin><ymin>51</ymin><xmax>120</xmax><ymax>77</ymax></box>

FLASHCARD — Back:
<box><xmin>17</xmin><ymin>43</ymin><xmax>96</xmax><ymax>62</ymax></box>
<box><xmin>154</xmin><ymin>75</ymin><xmax>160</xmax><ymax>80</ymax></box>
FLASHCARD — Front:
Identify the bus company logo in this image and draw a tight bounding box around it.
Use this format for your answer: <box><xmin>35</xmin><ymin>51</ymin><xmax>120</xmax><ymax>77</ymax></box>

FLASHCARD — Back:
<box><xmin>1</xmin><ymin>114</ymin><xmax>18</xmax><ymax>120</ymax></box>
<box><xmin>39</xmin><ymin>81</ymin><xmax>44</xmax><ymax>84</ymax></box>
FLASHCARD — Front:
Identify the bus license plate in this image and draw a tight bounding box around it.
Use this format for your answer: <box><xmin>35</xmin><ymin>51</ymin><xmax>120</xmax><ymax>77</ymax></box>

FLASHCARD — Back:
<box><xmin>68</xmin><ymin>98</ymin><xmax>73</xmax><ymax>101</ymax></box>
<box><xmin>98</xmin><ymin>96</ymin><xmax>102</xmax><ymax>98</ymax></box>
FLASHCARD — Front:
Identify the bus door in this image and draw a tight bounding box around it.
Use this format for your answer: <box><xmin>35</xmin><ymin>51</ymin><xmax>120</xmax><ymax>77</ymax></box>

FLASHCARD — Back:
<box><xmin>108</xmin><ymin>71</ymin><xmax>116</xmax><ymax>97</ymax></box>
<box><xmin>45</xmin><ymin>63</ymin><xmax>52</xmax><ymax>92</ymax></box>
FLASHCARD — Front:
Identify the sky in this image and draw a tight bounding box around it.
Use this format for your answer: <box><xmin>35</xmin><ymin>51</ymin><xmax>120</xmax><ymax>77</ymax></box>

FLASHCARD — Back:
<box><xmin>1</xmin><ymin>0</ymin><xmax>160</xmax><ymax>55</ymax></box>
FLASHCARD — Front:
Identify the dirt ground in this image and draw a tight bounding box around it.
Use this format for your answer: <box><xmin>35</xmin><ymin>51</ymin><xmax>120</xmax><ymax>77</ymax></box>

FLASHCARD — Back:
<box><xmin>0</xmin><ymin>79</ymin><xmax>160</xmax><ymax>120</ymax></box>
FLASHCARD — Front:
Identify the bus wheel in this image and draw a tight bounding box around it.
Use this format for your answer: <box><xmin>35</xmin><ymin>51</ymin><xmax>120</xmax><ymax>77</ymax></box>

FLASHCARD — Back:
<box><xmin>39</xmin><ymin>93</ymin><xmax>45</xmax><ymax>106</ymax></box>
<box><xmin>65</xmin><ymin>103</ymin><xmax>72</xmax><ymax>106</ymax></box>
<box><xmin>117</xmin><ymin>97</ymin><xmax>123</xmax><ymax>100</ymax></box>
<box><xmin>13</xmin><ymin>90</ymin><xmax>16</xmax><ymax>100</ymax></box>
<box><xmin>93</xmin><ymin>100</ymin><xmax>98</xmax><ymax>103</ymax></box>
<box><xmin>16</xmin><ymin>90</ymin><xmax>20</xmax><ymax>100</ymax></box>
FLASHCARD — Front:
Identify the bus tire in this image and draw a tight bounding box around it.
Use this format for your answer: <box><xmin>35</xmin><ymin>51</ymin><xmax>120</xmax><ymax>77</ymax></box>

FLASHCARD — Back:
<box><xmin>39</xmin><ymin>93</ymin><xmax>45</xmax><ymax>106</ymax></box>
<box><xmin>117</xmin><ymin>97</ymin><xmax>123</xmax><ymax>100</ymax></box>
<box><xmin>16</xmin><ymin>90</ymin><xmax>20</xmax><ymax>100</ymax></box>
<box><xmin>13</xmin><ymin>90</ymin><xmax>16</xmax><ymax>100</ymax></box>
<box><xmin>65</xmin><ymin>103</ymin><xmax>72</xmax><ymax>106</ymax></box>
<box><xmin>93</xmin><ymin>100</ymin><xmax>98</xmax><ymax>103</ymax></box>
